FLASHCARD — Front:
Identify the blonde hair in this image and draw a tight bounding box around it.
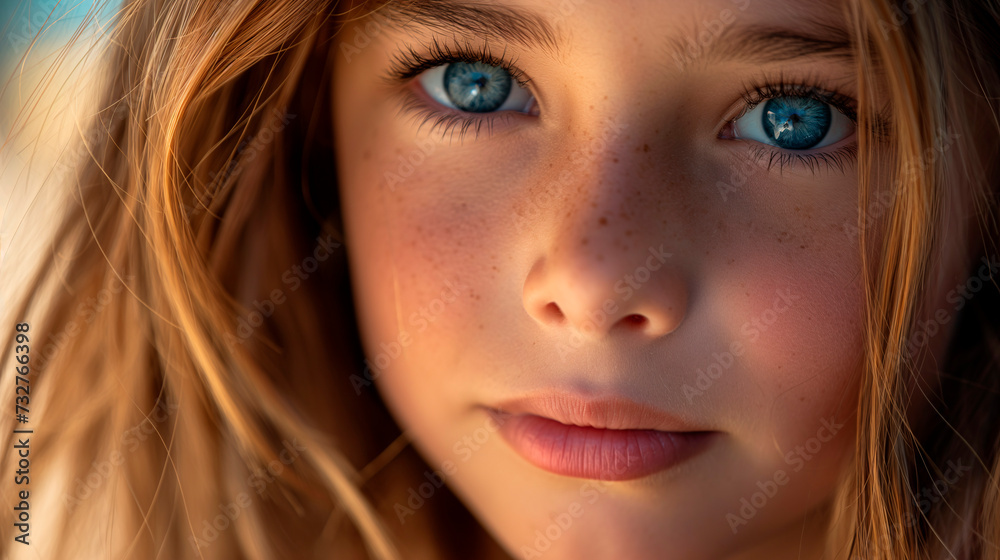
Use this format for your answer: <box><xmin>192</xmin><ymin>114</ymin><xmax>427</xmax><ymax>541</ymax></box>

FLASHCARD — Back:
<box><xmin>832</xmin><ymin>0</ymin><xmax>1000</xmax><ymax>558</ymax></box>
<box><xmin>1</xmin><ymin>0</ymin><xmax>998</xmax><ymax>558</ymax></box>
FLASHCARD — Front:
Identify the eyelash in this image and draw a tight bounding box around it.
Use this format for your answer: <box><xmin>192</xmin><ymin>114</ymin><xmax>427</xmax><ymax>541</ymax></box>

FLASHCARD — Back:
<box><xmin>730</xmin><ymin>77</ymin><xmax>860</xmax><ymax>173</ymax></box>
<box><xmin>383</xmin><ymin>37</ymin><xmax>531</xmax><ymax>140</ymax></box>
<box><xmin>383</xmin><ymin>41</ymin><xmax>862</xmax><ymax>173</ymax></box>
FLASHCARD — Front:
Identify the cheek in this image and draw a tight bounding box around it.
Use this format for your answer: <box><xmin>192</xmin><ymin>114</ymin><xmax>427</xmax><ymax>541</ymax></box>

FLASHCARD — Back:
<box><xmin>732</xmin><ymin>261</ymin><xmax>864</xmax><ymax>462</ymax></box>
<box><xmin>695</xmin><ymin>168</ymin><xmax>866</xmax><ymax>456</ymax></box>
<box><xmin>335</xmin><ymin>135</ymin><xmax>515</xmax><ymax>431</ymax></box>
<box><xmin>733</xmin><ymin>257</ymin><xmax>864</xmax><ymax>407</ymax></box>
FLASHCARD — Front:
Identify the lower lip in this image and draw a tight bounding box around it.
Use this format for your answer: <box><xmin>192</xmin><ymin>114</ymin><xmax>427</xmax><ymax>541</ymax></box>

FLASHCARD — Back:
<box><xmin>493</xmin><ymin>413</ymin><xmax>715</xmax><ymax>481</ymax></box>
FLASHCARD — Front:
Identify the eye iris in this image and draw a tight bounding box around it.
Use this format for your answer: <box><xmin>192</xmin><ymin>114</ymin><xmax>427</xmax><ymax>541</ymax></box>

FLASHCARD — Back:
<box><xmin>761</xmin><ymin>97</ymin><xmax>831</xmax><ymax>150</ymax></box>
<box><xmin>443</xmin><ymin>62</ymin><xmax>512</xmax><ymax>113</ymax></box>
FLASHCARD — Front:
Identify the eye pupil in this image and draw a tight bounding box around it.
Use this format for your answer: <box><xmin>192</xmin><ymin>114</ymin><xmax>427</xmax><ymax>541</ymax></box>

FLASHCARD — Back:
<box><xmin>443</xmin><ymin>62</ymin><xmax>512</xmax><ymax>113</ymax></box>
<box><xmin>762</xmin><ymin>97</ymin><xmax>831</xmax><ymax>150</ymax></box>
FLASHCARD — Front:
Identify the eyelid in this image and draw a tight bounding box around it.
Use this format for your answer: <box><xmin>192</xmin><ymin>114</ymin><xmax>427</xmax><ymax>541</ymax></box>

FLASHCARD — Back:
<box><xmin>716</xmin><ymin>75</ymin><xmax>865</xmax><ymax>174</ymax></box>
<box><xmin>737</xmin><ymin>80</ymin><xmax>858</xmax><ymax>123</ymax></box>
<box><xmin>381</xmin><ymin>35</ymin><xmax>539</xmax><ymax>141</ymax></box>
<box><xmin>382</xmin><ymin>34</ymin><xmax>533</xmax><ymax>89</ymax></box>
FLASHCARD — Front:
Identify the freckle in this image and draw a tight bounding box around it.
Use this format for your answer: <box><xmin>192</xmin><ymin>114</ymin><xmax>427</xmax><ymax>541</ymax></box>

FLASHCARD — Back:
<box><xmin>363</xmin><ymin>150</ymin><xmax>371</xmax><ymax>160</ymax></box>
<box><xmin>590</xmin><ymin>105</ymin><xmax>594</xmax><ymax>110</ymax></box>
<box><xmin>581</xmin><ymin>237</ymin><xmax>588</xmax><ymax>245</ymax></box>
<box><xmin>479</xmin><ymin>324</ymin><xmax>484</xmax><ymax>330</ymax></box>
<box><xmin>643</xmin><ymin>144</ymin><xmax>650</xmax><ymax>152</ymax></box>
<box><xmin>599</xmin><ymin>217</ymin><xmax>608</xmax><ymax>226</ymax></box>
<box><xmin>613</xmin><ymin>158</ymin><xmax>619</xmax><ymax>163</ymax></box>
<box><xmin>603</xmin><ymin>95</ymin><xmax>608</xmax><ymax>100</ymax></box>
<box><xmin>596</xmin><ymin>254</ymin><xmax>604</xmax><ymax>261</ymax></box>
<box><xmin>625</xmin><ymin>230</ymin><xmax>632</xmax><ymax>236</ymax></box>
<box><xmin>590</xmin><ymin>202</ymin><xmax>597</xmax><ymax>208</ymax></box>
<box><xmin>800</xmin><ymin>245</ymin><xmax>806</xmax><ymax>249</ymax></box>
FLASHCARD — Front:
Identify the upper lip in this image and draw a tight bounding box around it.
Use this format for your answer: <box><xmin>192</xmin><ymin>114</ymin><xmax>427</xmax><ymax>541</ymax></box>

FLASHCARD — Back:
<box><xmin>487</xmin><ymin>391</ymin><xmax>701</xmax><ymax>432</ymax></box>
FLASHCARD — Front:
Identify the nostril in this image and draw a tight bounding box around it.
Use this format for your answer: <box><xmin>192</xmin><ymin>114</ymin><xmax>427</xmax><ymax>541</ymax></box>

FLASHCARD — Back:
<box><xmin>624</xmin><ymin>314</ymin><xmax>647</xmax><ymax>326</ymax></box>
<box><xmin>543</xmin><ymin>302</ymin><xmax>565</xmax><ymax>323</ymax></box>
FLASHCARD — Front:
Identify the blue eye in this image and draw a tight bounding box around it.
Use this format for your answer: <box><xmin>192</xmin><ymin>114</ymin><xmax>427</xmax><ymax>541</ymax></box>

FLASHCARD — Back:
<box><xmin>418</xmin><ymin>61</ymin><xmax>535</xmax><ymax>113</ymax></box>
<box><xmin>732</xmin><ymin>96</ymin><xmax>853</xmax><ymax>150</ymax></box>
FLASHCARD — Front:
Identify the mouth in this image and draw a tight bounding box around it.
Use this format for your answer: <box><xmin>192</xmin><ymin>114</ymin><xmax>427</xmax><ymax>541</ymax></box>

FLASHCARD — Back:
<box><xmin>483</xmin><ymin>393</ymin><xmax>718</xmax><ymax>481</ymax></box>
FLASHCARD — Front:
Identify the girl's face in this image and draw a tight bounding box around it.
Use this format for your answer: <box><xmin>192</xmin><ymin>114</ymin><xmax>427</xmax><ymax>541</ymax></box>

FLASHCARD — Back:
<box><xmin>331</xmin><ymin>0</ymin><xmax>967</xmax><ymax>557</ymax></box>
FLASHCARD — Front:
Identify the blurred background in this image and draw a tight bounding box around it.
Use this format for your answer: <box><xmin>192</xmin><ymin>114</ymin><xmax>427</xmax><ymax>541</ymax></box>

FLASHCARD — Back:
<box><xmin>0</xmin><ymin>0</ymin><xmax>119</xmax><ymax>307</ymax></box>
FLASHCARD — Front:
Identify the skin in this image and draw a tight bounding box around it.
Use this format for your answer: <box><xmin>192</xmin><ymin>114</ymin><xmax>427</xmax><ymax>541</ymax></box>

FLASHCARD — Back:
<box><xmin>330</xmin><ymin>0</ymin><xmax>973</xmax><ymax>558</ymax></box>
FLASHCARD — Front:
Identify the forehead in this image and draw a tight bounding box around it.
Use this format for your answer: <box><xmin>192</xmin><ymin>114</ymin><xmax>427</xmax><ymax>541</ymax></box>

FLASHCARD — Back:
<box><xmin>353</xmin><ymin>0</ymin><xmax>855</xmax><ymax>68</ymax></box>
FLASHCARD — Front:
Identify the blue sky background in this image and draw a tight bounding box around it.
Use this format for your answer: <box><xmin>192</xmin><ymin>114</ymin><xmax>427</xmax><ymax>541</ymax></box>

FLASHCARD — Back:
<box><xmin>1</xmin><ymin>0</ymin><xmax>119</xmax><ymax>63</ymax></box>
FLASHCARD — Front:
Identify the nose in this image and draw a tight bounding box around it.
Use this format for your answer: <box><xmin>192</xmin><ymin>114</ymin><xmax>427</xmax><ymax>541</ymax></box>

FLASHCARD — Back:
<box><xmin>521</xmin><ymin>161</ymin><xmax>689</xmax><ymax>341</ymax></box>
<box><xmin>522</xmin><ymin>244</ymin><xmax>688</xmax><ymax>340</ymax></box>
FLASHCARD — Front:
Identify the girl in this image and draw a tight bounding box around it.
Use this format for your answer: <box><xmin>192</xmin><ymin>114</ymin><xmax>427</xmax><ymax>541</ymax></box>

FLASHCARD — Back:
<box><xmin>2</xmin><ymin>0</ymin><xmax>999</xmax><ymax>558</ymax></box>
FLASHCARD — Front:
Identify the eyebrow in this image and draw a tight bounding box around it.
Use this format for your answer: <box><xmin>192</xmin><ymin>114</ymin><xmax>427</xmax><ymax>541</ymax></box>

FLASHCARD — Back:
<box><xmin>373</xmin><ymin>0</ymin><xmax>562</xmax><ymax>55</ymax></box>
<box><xmin>669</xmin><ymin>22</ymin><xmax>854</xmax><ymax>69</ymax></box>
<box><xmin>371</xmin><ymin>0</ymin><xmax>852</xmax><ymax>67</ymax></box>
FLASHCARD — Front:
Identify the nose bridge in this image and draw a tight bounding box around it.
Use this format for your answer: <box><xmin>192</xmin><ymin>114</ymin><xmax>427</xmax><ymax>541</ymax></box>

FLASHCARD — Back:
<box><xmin>547</xmin><ymin>113</ymin><xmax>664</xmax><ymax>278</ymax></box>
<box><xmin>521</xmin><ymin>115</ymin><xmax>689</xmax><ymax>341</ymax></box>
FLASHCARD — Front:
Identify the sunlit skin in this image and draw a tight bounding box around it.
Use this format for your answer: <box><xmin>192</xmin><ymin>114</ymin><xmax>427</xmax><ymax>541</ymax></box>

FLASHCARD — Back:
<box><xmin>331</xmin><ymin>0</ymin><xmax>973</xmax><ymax>558</ymax></box>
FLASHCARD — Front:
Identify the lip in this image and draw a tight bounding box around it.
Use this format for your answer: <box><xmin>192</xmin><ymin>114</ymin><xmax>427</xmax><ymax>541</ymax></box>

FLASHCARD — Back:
<box><xmin>485</xmin><ymin>393</ymin><xmax>717</xmax><ymax>481</ymax></box>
